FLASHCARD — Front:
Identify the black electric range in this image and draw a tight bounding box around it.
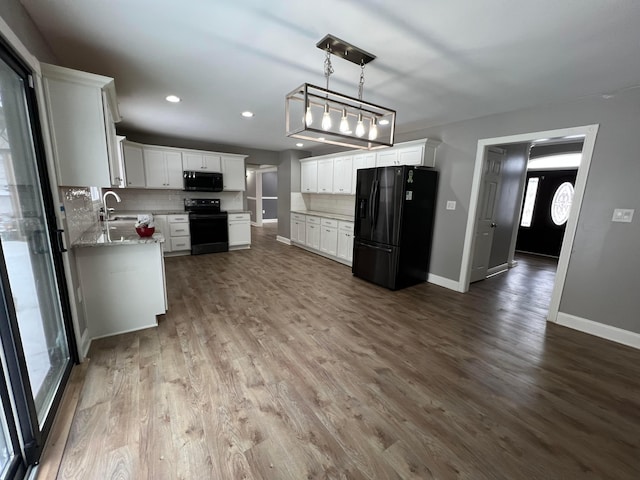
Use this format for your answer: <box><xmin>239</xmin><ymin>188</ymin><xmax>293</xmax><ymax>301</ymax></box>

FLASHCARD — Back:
<box><xmin>184</xmin><ymin>198</ymin><xmax>228</xmax><ymax>255</ymax></box>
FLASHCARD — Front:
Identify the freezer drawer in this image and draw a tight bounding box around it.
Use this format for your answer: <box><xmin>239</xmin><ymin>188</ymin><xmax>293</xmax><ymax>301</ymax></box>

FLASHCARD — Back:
<box><xmin>352</xmin><ymin>240</ymin><xmax>400</xmax><ymax>290</ymax></box>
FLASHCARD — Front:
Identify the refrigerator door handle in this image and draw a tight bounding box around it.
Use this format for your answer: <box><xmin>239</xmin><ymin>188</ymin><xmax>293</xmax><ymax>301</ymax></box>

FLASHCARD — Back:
<box><xmin>368</xmin><ymin>182</ymin><xmax>375</xmax><ymax>220</ymax></box>
<box><xmin>372</xmin><ymin>180</ymin><xmax>380</xmax><ymax>228</ymax></box>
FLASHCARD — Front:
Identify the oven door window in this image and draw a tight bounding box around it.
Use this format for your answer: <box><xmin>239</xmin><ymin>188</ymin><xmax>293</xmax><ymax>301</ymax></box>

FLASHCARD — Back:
<box><xmin>190</xmin><ymin>214</ymin><xmax>228</xmax><ymax>245</ymax></box>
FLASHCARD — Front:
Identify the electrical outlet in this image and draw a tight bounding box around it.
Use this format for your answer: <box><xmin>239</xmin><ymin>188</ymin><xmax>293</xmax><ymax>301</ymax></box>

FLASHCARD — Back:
<box><xmin>612</xmin><ymin>208</ymin><xmax>634</xmax><ymax>223</ymax></box>
<box><xmin>446</xmin><ymin>201</ymin><xmax>456</xmax><ymax>210</ymax></box>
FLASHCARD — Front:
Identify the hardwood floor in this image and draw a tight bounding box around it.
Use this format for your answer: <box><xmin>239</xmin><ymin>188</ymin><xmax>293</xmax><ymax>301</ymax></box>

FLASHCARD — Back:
<box><xmin>54</xmin><ymin>225</ymin><xmax>640</xmax><ymax>479</ymax></box>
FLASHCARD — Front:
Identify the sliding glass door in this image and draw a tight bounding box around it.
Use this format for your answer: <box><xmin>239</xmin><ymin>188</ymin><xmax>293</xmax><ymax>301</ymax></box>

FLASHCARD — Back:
<box><xmin>0</xmin><ymin>36</ymin><xmax>76</xmax><ymax>478</ymax></box>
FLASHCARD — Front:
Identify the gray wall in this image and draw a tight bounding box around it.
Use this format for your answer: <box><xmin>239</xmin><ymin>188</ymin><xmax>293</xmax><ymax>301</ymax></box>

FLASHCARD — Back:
<box><xmin>397</xmin><ymin>89</ymin><xmax>640</xmax><ymax>334</ymax></box>
<box><xmin>277</xmin><ymin>149</ymin><xmax>307</xmax><ymax>239</ymax></box>
<box><xmin>263</xmin><ymin>199</ymin><xmax>277</xmax><ymax>220</ymax></box>
<box><xmin>488</xmin><ymin>143</ymin><xmax>529</xmax><ymax>268</ymax></box>
<box><xmin>246</xmin><ymin>169</ymin><xmax>256</xmax><ymax>196</ymax></box>
<box><xmin>0</xmin><ymin>0</ymin><xmax>58</xmax><ymax>63</ymax></box>
<box><xmin>262</xmin><ymin>171</ymin><xmax>277</xmax><ymax>198</ymax></box>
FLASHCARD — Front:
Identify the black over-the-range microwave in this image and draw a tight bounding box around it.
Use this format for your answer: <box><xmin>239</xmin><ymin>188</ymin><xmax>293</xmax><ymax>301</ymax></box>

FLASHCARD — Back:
<box><xmin>183</xmin><ymin>170</ymin><xmax>223</xmax><ymax>192</ymax></box>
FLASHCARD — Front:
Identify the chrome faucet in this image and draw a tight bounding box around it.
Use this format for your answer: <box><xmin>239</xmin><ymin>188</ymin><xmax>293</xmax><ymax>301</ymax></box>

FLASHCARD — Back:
<box><xmin>102</xmin><ymin>190</ymin><xmax>121</xmax><ymax>222</ymax></box>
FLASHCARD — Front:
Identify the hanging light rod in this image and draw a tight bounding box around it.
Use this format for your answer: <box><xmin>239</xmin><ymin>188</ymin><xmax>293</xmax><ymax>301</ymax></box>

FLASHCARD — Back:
<box><xmin>315</xmin><ymin>34</ymin><xmax>376</xmax><ymax>66</ymax></box>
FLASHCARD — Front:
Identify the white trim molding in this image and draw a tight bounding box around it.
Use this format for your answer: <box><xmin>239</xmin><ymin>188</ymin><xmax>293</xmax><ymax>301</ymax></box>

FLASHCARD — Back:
<box><xmin>556</xmin><ymin>312</ymin><xmax>640</xmax><ymax>350</ymax></box>
<box><xmin>276</xmin><ymin>236</ymin><xmax>291</xmax><ymax>245</ymax></box>
<box><xmin>427</xmin><ymin>273</ymin><xmax>464</xmax><ymax>292</ymax></box>
<box><xmin>459</xmin><ymin>124</ymin><xmax>599</xmax><ymax>326</ymax></box>
<box><xmin>487</xmin><ymin>263</ymin><xmax>509</xmax><ymax>277</ymax></box>
<box><xmin>80</xmin><ymin>330</ymin><xmax>91</xmax><ymax>360</ymax></box>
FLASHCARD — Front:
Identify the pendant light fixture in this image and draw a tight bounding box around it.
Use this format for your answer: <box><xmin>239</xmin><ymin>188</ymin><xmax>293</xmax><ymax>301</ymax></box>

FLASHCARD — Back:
<box><xmin>286</xmin><ymin>34</ymin><xmax>396</xmax><ymax>150</ymax></box>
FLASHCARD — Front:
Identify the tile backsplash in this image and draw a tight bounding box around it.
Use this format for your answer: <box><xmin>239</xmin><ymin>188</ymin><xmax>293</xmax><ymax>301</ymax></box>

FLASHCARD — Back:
<box><xmin>105</xmin><ymin>189</ymin><xmax>243</xmax><ymax>212</ymax></box>
<box><xmin>305</xmin><ymin>194</ymin><xmax>355</xmax><ymax>216</ymax></box>
<box><xmin>61</xmin><ymin>187</ymin><xmax>100</xmax><ymax>244</ymax></box>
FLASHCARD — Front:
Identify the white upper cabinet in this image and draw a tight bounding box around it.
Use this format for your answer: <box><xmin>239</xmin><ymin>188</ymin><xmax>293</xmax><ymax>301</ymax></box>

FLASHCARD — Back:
<box><xmin>317</xmin><ymin>158</ymin><xmax>334</xmax><ymax>194</ymax></box>
<box><xmin>375</xmin><ymin>150</ymin><xmax>398</xmax><ymax>167</ymax></box>
<box><xmin>352</xmin><ymin>153</ymin><xmax>375</xmax><ymax>193</ymax></box>
<box><xmin>183</xmin><ymin>152</ymin><xmax>221</xmax><ymax>172</ymax></box>
<box><xmin>298</xmin><ymin>139</ymin><xmax>439</xmax><ymax>197</ymax></box>
<box><xmin>301</xmin><ymin>159</ymin><xmax>317</xmax><ymax>193</ymax></box>
<box><xmin>122</xmin><ymin>141</ymin><xmax>146</xmax><ymax>187</ymax></box>
<box><xmin>41</xmin><ymin>63</ymin><xmax>120</xmax><ymax>187</ymax></box>
<box><xmin>333</xmin><ymin>156</ymin><xmax>353</xmax><ymax>194</ymax></box>
<box><xmin>375</xmin><ymin>139</ymin><xmax>440</xmax><ymax>168</ymax></box>
<box><xmin>221</xmin><ymin>155</ymin><xmax>246</xmax><ymax>191</ymax></box>
<box><xmin>143</xmin><ymin>147</ymin><xmax>183</xmax><ymax>189</ymax></box>
<box><xmin>104</xmin><ymin>99</ymin><xmax>125</xmax><ymax>187</ymax></box>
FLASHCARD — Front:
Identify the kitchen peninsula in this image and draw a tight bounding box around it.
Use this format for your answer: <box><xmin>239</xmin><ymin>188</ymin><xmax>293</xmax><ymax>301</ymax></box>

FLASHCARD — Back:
<box><xmin>72</xmin><ymin>221</ymin><xmax>167</xmax><ymax>339</ymax></box>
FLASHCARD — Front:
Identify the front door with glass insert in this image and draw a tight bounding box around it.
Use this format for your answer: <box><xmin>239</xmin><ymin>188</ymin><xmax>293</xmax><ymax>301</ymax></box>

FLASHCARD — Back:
<box><xmin>516</xmin><ymin>169</ymin><xmax>578</xmax><ymax>257</ymax></box>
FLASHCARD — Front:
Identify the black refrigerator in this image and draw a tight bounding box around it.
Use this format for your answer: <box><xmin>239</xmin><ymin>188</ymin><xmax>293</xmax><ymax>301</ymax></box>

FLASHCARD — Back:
<box><xmin>352</xmin><ymin>165</ymin><xmax>438</xmax><ymax>290</ymax></box>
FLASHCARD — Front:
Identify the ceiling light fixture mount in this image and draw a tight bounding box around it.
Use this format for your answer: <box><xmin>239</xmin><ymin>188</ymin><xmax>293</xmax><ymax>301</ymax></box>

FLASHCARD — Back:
<box><xmin>285</xmin><ymin>34</ymin><xmax>395</xmax><ymax>150</ymax></box>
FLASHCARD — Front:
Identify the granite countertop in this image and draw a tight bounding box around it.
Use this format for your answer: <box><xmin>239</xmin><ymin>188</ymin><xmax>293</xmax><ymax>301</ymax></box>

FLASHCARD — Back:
<box><xmin>72</xmin><ymin>221</ymin><xmax>165</xmax><ymax>248</ymax></box>
<box><xmin>226</xmin><ymin>210</ymin><xmax>251</xmax><ymax>214</ymax></box>
<box><xmin>291</xmin><ymin>209</ymin><xmax>355</xmax><ymax>222</ymax></box>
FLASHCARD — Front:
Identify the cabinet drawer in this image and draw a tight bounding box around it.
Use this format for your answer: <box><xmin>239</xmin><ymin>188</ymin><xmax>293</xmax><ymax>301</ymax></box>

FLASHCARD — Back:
<box><xmin>168</xmin><ymin>214</ymin><xmax>189</xmax><ymax>223</ymax></box>
<box><xmin>291</xmin><ymin>213</ymin><xmax>306</xmax><ymax>222</ymax></box>
<box><xmin>321</xmin><ymin>218</ymin><xmax>338</xmax><ymax>228</ymax></box>
<box><xmin>338</xmin><ymin>221</ymin><xmax>354</xmax><ymax>233</ymax></box>
<box><xmin>228</xmin><ymin>213</ymin><xmax>250</xmax><ymax>222</ymax></box>
<box><xmin>169</xmin><ymin>223</ymin><xmax>190</xmax><ymax>237</ymax></box>
<box><xmin>170</xmin><ymin>237</ymin><xmax>191</xmax><ymax>251</ymax></box>
<box><xmin>306</xmin><ymin>215</ymin><xmax>321</xmax><ymax>225</ymax></box>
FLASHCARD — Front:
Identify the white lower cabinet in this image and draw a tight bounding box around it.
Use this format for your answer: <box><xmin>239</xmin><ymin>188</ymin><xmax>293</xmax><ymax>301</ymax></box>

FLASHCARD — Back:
<box><xmin>305</xmin><ymin>216</ymin><xmax>321</xmax><ymax>250</ymax></box>
<box><xmin>228</xmin><ymin>212</ymin><xmax>251</xmax><ymax>249</ymax></box>
<box><xmin>167</xmin><ymin>214</ymin><xmax>190</xmax><ymax>254</ymax></box>
<box><xmin>290</xmin><ymin>213</ymin><xmax>306</xmax><ymax>243</ymax></box>
<box><xmin>320</xmin><ymin>218</ymin><xmax>338</xmax><ymax>256</ymax></box>
<box><xmin>154</xmin><ymin>215</ymin><xmax>170</xmax><ymax>252</ymax></box>
<box><xmin>292</xmin><ymin>212</ymin><xmax>353</xmax><ymax>266</ymax></box>
<box><xmin>337</xmin><ymin>221</ymin><xmax>354</xmax><ymax>263</ymax></box>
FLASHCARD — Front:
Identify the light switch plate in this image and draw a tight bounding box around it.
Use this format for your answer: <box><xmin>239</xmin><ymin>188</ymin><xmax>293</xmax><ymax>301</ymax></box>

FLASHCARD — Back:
<box><xmin>446</xmin><ymin>201</ymin><xmax>456</xmax><ymax>210</ymax></box>
<box><xmin>612</xmin><ymin>208</ymin><xmax>634</xmax><ymax>223</ymax></box>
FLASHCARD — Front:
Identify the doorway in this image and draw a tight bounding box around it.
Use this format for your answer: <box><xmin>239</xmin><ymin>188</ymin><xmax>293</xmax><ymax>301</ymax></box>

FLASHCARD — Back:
<box><xmin>460</xmin><ymin>124</ymin><xmax>598</xmax><ymax>322</ymax></box>
<box><xmin>246</xmin><ymin>165</ymin><xmax>278</xmax><ymax>227</ymax></box>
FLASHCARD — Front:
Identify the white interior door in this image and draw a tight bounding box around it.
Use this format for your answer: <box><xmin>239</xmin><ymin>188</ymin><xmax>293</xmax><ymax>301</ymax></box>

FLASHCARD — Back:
<box><xmin>470</xmin><ymin>148</ymin><xmax>504</xmax><ymax>282</ymax></box>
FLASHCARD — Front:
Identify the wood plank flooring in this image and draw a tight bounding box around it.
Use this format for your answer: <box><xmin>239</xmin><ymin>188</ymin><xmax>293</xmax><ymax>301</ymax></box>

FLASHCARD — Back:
<box><xmin>54</xmin><ymin>226</ymin><xmax>640</xmax><ymax>479</ymax></box>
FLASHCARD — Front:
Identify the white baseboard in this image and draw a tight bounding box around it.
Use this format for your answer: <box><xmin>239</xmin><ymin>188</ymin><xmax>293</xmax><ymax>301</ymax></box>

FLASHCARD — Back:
<box><xmin>487</xmin><ymin>263</ymin><xmax>509</xmax><ymax>277</ymax></box>
<box><xmin>263</xmin><ymin>218</ymin><xmax>278</xmax><ymax>224</ymax></box>
<box><xmin>508</xmin><ymin>260</ymin><xmax>518</xmax><ymax>268</ymax></box>
<box><xmin>80</xmin><ymin>329</ymin><xmax>91</xmax><ymax>360</ymax></box>
<box><xmin>427</xmin><ymin>273</ymin><xmax>463</xmax><ymax>292</ymax></box>
<box><xmin>556</xmin><ymin>312</ymin><xmax>640</xmax><ymax>350</ymax></box>
<box><xmin>90</xmin><ymin>323</ymin><xmax>158</xmax><ymax>342</ymax></box>
<box><xmin>276</xmin><ymin>236</ymin><xmax>291</xmax><ymax>245</ymax></box>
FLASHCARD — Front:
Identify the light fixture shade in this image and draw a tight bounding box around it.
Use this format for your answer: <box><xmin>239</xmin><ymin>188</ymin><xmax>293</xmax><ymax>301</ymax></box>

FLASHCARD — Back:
<box><xmin>286</xmin><ymin>83</ymin><xmax>395</xmax><ymax>150</ymax></box>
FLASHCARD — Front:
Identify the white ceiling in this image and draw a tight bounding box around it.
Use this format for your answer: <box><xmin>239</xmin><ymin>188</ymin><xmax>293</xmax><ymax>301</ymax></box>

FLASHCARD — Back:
<box><xmin>20</xmin><ymin>0</ymin><xmax>640</xmax><ymax>153</ymax></box>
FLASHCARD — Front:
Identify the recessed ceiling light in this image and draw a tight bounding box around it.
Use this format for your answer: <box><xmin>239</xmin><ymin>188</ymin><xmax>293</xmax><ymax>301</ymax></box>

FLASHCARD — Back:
<box><xmin>296</xmin><ymin>143</ymin><xmax>304</xmax><ymax>147</ymax></box>
<box><xmin>165</xmin><ymin>95</ymin><xmax>181</xmax><ymax>103</ymax></box>
<box><xmin>379</xmin><ymin>119</ymin><xmax>390</xmax><ymax>125</ymax></box>
<box><xmin>241</xmin><ymin>111</ymin><xmax>254</xmax><ymax>118</ymax></box>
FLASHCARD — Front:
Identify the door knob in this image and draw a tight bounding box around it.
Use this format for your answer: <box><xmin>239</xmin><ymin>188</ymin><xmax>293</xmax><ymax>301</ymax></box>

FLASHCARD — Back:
<box><xmin>490</xmin><ymin>222</ymin><xmax>497</xmax><ymax>228</ymax></box>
